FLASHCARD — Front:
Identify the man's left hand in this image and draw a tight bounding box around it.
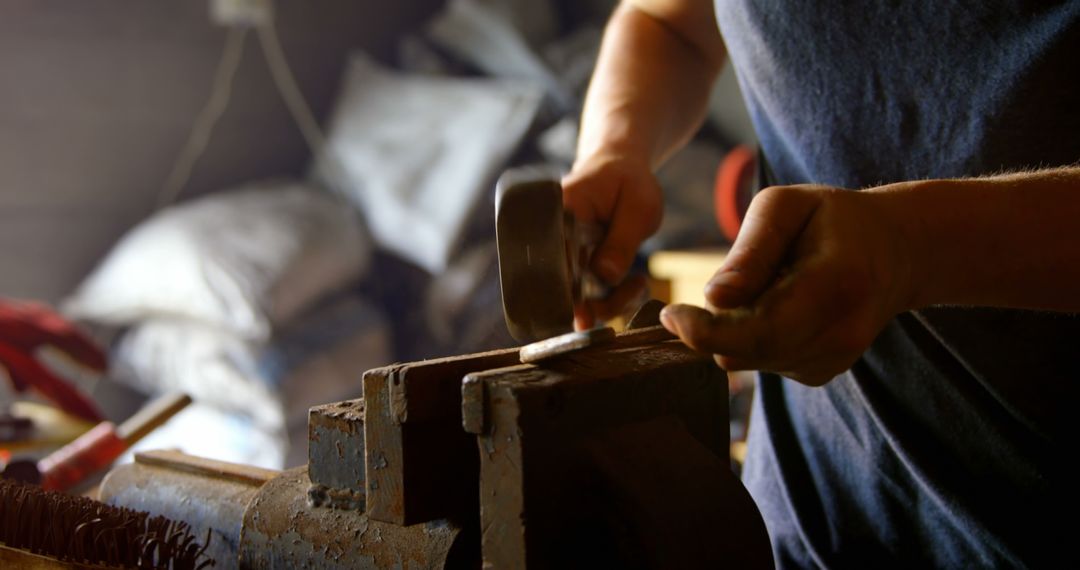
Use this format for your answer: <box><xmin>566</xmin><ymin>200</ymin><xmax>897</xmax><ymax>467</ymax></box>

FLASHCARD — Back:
<box><xmin>659</xmin><ymin>184</ymin><xmax>916</xmax><ymax>386</ymax></box>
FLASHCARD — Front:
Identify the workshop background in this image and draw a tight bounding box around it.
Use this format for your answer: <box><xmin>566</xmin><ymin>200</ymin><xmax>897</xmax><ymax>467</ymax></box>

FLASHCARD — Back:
<box><xmin>0</xmin><ymin>0</ymin><xmax>756</xmax><ymax>470</ymax></box>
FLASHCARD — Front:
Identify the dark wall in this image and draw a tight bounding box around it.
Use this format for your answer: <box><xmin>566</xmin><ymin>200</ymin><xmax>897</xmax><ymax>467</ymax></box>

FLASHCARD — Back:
<box><xmin>0</xmin><ymin>1</ymin><xmax>440</xmax><ymax>302</ymax></box>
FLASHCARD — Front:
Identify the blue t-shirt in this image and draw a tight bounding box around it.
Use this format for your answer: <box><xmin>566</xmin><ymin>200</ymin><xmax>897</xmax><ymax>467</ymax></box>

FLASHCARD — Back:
<box><xmin>713</xmin><ymin>1</ymin><xmax>1080</xmax><ymax>567</ymax></box>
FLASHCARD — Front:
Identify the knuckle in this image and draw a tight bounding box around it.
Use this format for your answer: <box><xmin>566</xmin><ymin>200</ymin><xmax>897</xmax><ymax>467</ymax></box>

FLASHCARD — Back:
<box><xmin>754</xmin><ymin>184</ymin><xmax>789</xmax><ymax>204</ymax></box>
<box><xmin>753</xmin><ymin>183</ymin><xmax>812</xmax><ymax>209</ymax></box>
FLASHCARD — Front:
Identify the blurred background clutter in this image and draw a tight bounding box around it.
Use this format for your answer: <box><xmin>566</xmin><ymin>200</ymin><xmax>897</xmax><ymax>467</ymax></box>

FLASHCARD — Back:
<box><xmin>0</xmin><ymin>0</ymin><xmax>756</xmax><ymax>475</ymax></box>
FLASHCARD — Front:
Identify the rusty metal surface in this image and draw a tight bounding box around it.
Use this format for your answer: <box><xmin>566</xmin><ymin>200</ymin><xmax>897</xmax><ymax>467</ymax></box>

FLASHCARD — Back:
<box><xmin>583</xmin><ymin>416</ymin><xmax>772</xmax><ymax>569</ymax></box>
<box><xmin>104</xmin><ymin>451</ymin><xmax>469</xmax><ymax>569</ymax></box>
<box><xmin>308</xmin><ymin>399</ymin><xmax>366</xmax><ymax>502</ymax></box>
<box><xmin>361</xmin><ymin>369</ymin><xmax>407</xmax><ymax>524</ymax></box>
<box><xmin>238</xmin><ymin>467</ymin><xmax>462</xmax><ymax>570</ymax></box>
<box><xmin>97</xmin><ymin>329</ymin><xmax>769</xmax><ymax>569</ymax></box>
<box><xmin>387</xmin><ymin>347</ymin><xmax>519</xmax><ymax>425</ymax></box>
<box><xmin>626</xmin><ymin>299</ymin><xmax>666</xmax><ymax>330</ymax></box>
<box><xmin>608</xmin><ymin>325</ymin><xmax>677</xmax><ymax>348</ymax></box>
<box><xmin>465</xmin><ymin>340</ymin><xmax>765</xmax><ymax>568</ymax></box>
<box><xmin>363</xmin><ymin>347</ymin><xmax>518</xmax><ymax>526</ymax></box>
<box><xmin>99</xmin><ymin>452</ymin><xmax>269</xmax><ymax>568</ymax></box>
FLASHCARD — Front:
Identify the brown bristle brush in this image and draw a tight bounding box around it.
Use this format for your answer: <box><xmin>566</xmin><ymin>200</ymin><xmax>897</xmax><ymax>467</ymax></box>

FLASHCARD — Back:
<box><xmin>0</xmin><ymin>478</ymin><xmax>215</xmax><ymax>569</ymax></box>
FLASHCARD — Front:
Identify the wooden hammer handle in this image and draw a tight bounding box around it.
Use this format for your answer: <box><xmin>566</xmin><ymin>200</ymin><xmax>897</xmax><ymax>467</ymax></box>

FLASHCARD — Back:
<box><xmin>117</xmin><ymin>392</ymin><xmax>192</xmax><ymax>444</ymax></box>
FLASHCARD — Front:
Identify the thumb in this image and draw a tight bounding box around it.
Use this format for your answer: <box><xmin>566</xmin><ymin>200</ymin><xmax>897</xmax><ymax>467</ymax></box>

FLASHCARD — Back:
<box><xmin>707</xmin><ymin>186</ymin><xmax>820</xmax><ymax>308</ymax></box>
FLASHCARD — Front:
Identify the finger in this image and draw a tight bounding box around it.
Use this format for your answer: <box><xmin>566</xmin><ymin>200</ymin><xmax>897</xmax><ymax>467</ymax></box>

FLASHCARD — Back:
<box><xmin>562</xmin><ymin>166</ymin><xmax>662</xmax><ymax>285</ymax></box>
<box><xmin>592</xmin><ymin>179</ymin><xmax>663</xmax><ymax>284</ymax></box>
<box><xmin>574</xmin><ymin>304</ymin><xmax>595</xmax><ymax>331</ymax></box>
<box><xmin>561</xmin><ymin>166</ymin><xmax>614</xmax><ymax>225</ymax></box>
<box><xmin>684</xmin><ymin>266</ymin><xmax>856</xmax><ymax>381</ymax></box>
<box><xmin>662</xmin><ymin>273</ymin><xmax>824</xmax><ymax>364</ymax></box>
<box><xmin>706</xmin><ymin>186</ymin><xmax>821</xmax><ymax>309</ymax></box>
<box><xmin>660</xmin><ymin>303</ymin><xmax>762</xmax><ymax>356</ymax></box>
<box><xmin>561</xmin><ymin>168</ymin><xmax>623</xmax><ymax>283</ymax></box>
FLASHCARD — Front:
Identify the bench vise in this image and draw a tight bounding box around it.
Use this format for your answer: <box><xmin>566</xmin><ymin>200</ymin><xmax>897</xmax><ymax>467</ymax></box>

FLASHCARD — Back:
<box><xmin>100</xmin><ymin>326</ymin><xmax>771</xmax><ymax>568</ymax></box>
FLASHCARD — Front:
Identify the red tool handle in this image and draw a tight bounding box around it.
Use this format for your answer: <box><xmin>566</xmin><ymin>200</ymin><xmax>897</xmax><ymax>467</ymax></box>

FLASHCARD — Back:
<box><xmin>35</xmin><ymin>393</ymin><xmax>192</xmax><ymax>492</ymax></box>
<box><xmin>37</xmin><ymin>421</ymin><xmax>125</xmax><ymax>491</ymax></box>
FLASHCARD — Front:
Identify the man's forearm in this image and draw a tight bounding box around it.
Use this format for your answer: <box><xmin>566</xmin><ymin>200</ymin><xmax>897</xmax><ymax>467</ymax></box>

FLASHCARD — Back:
<box><xmin>875</xmin><ymin>167</ymin><xmax>1080</xmax><ymax>312</ymax></box>
<box><xmin>577</xmin><ymin>1</ymin><xmax>724</xmax><ymax>168</ymax></box>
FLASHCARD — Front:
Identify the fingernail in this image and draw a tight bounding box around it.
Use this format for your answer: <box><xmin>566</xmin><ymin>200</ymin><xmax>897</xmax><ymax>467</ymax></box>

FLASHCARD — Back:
<box><xmin>659</xmin><ymin>306</ymin><xmax>684</xmax><ymax>334</ymax></box>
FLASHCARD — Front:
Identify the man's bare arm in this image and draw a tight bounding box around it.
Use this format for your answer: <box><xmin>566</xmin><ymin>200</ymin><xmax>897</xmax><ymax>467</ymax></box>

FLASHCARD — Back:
<box><xmin>564</xmin><ymin>0</ymin><xmax>725</xmax><ymax>326</ymax></box>
<box><xmin>887</xmin><ymin>167</ymin><xmax>1080</xmax><ymax>312</ymax></box>
<box><xmin>661</xmin><ymin>166</ymin><xmax>1080</xmax><ymax>385</ymax></box>
<box><xmin>575</xmin><ymin>0</ymin><xmax>726</xmax><ymax>167</ymax></box>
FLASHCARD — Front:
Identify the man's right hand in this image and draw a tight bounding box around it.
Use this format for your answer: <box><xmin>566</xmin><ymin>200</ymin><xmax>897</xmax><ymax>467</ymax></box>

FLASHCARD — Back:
<box><xmin>563</xmin><ymin>0</ymin><xmax>725</xmax><ymax>328</ymax></box>
<box><xmin>562</xmin><ymin>152</ymin><xmax>663</xmax><ymax>329</ymax></box>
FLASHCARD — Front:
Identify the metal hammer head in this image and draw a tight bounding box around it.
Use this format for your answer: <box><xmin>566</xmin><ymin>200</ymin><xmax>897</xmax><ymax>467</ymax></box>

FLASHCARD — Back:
<box><xmin>495</xmin><ymin>168</ymin><xmax>576</xmax><ymax>343</ymax></box>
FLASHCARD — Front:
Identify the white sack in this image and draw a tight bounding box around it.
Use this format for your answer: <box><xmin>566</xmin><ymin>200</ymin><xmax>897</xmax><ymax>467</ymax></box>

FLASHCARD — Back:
<box><xmin>313</xmin><ymin>54</ymin><xmax>542</xmax><ymax>274</ymax></box>
<box><xmin>63</xmin><ymin>181</ymin><xmax>369</xmax><ymax>340</ymax></box>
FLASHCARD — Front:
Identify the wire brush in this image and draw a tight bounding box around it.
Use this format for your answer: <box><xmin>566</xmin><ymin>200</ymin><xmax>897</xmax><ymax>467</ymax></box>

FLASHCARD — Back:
<box><xmin>0</xmin><ymin>478</ymin><xmax>214</xmax><ymax>569</ymax></box>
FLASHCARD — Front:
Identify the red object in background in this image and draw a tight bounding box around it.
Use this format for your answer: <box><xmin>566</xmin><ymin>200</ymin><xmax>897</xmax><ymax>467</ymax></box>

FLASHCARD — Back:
<box><xmin>37</xmin><ymin>421</ymin><xmax>126</xmax><ymax>491</ymax></box>
<box><xmin>30</xmin><ymin>392</ymin><xmax>191</xmax><ymax>491</ymax></box>
<box><xmin>714</xmin><ymin>145</ymin><xmax>757</xmax><ymax>243</ymax></box>
<box><xmin>0</xmin><ymin>299</ymin><xmax>105</xmax><ymax>423</ymax></box>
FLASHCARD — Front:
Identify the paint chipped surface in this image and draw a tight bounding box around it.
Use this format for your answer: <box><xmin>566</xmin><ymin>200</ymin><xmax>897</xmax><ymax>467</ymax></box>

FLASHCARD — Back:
<box><xmin>239</xmin><ymin>467</ymin><xmax>460</xmax><ymax>569</ymax></box>
<box><xmin>308</xmin><ymin>400</ymin><xmax>366</xmax><ymax>492</ymax></box>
